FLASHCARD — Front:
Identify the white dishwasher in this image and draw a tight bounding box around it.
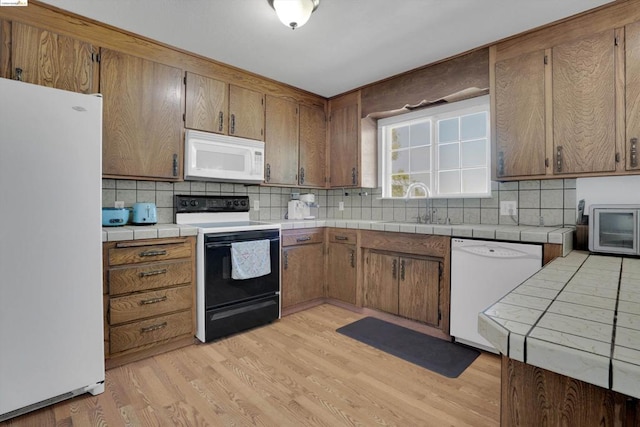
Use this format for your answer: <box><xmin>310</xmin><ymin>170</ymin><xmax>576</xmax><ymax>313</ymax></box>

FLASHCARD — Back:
<box><xmin>450</xmin><ymin>238</ymin><xmax>542</xmax><ymax>353</ymax></box>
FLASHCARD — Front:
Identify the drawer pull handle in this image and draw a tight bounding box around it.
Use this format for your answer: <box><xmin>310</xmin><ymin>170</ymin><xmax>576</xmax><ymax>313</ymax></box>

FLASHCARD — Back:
<box><xmin>139</xmin><ymin>250</ymin><xmax>167</xmax><ymax>257</ymax></box>
<box><xmin>296</xmin><ymin>236</ymin><xmax>311</xmax><ymax>242</ymax></box>
<box><xmin>139</xmin><ymin>296</ymin><xmax>168</xmax><ymax>305</ymax></box>
<box><xmin>140</xmin><ymin>322</ymin><xmax>167</xmax><ymax>333</ymax></box>
<box><xmin>139</xmin><ymin>269</ymin><xmax>168</xmax><ymax>278</ymax></box>
<box><xmin>335</xmin><ymin>236</ymin><xmax>348</xmax><ymax>241</ymax></box>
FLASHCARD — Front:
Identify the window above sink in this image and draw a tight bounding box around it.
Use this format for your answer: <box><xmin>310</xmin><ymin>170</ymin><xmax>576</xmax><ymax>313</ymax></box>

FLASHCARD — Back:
<box><xmin>377</xmin><ymin>95</ymin><xmax>491</xmax><ymax>199</ymax></box>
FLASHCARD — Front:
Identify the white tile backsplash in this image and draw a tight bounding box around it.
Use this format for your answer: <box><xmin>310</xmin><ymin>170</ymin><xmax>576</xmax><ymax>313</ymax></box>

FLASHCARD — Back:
<box><xmin>102</xmin><ymin>178</ymin><xmax>576</xmax><ymax>224</ymax></box>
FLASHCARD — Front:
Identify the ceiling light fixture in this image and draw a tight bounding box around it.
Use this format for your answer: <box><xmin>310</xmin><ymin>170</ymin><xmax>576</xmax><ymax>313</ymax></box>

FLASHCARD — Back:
<box><xmin>268</xmin><ymin>0</ymin><xmax>320</xmax><ymax>30</ymax></box>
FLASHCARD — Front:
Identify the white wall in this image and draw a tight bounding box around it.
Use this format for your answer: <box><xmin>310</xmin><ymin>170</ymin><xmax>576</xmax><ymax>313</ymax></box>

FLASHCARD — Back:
<box><xmin>576</xmin><ymin>176</ymin><xmax>640</xmax><ymax>213</ymax></box>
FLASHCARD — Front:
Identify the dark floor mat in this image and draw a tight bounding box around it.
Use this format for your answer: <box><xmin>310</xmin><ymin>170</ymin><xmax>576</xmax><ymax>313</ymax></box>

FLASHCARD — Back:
<box><xmin>336</xmin><ymin>317</ymin><xmax>480</xmax><ymax>378</ymax></box>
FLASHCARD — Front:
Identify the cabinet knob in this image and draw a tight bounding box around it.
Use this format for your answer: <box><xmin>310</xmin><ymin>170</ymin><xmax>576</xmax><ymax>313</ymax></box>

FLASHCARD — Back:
<box><xmin>350</xmin><ymin>250</ymin><xmax>355</xmax><ymax>268</ymax></box>
<box><xmin>218</xmin><ymin>111</ymin><xmax>224</xmax><ymax>132</ymax></box>
<box><xmin>230</xmin><ymin>114</ymin><xmax>236</xmax><ymax>134</ymax></box>
<box><xmin>283</xmin><ymin>251</ymin><xmax>288</xmax><ymax>270</ymax></box>
<box><xmin>266</xmin><ymin>163</ymin><xmax>271</xmax><ymax>182</ymax></box>
<box><xmin>631</xmin><ymin>138</ymin><xmax>638</xmax><ymax>168</ymax></box>
<box><xmin>173</xmin><ymin>153</ymin><xmax>178</xmax><ymax>177</ymax></box>
<box><xmin>300</xmin><ymin>167</ymin><xmax>305</xmax><ymax>184</ymax></box>
<box><xmin>351</xmin><ymin>167</ymin><xmax>357</xmax><ymax>185</ymax></box>
<box><xmin>400</xmin><ymin>260</ymin><xmax>405</xmax><ymax>281</ymax></box>
<box><xmin>392</xmin><ymin>259</ymin><xmax>397</xmax><ymax>279</ymax></box>
<box><xmin>14</xmin><ymin>68</ymin><xmax>23</xmax><ymax>81</ymax></box>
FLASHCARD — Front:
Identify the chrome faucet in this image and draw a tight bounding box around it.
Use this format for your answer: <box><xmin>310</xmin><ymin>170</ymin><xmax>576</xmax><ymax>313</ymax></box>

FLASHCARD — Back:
<box><xmin>404</xmin><ymin>182</ymin><xmax>431</xmax><ymax>199</ymax></box>
<box><xmin>404</xmin><ymin>182</ymin><xmax>434</xmax><ymax>224</ymax></box>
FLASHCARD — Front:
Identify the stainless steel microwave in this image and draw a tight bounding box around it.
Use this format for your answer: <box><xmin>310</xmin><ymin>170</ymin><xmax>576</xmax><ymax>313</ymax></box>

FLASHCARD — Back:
<box><xmin>589</xmin><ymin>204</ymin><xmax>640</xmax><ymax>255</ymax></box>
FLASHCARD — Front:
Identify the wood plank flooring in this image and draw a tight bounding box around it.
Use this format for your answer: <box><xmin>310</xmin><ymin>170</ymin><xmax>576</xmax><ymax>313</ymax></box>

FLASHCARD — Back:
<box><xmin>1</xmin><ymin>304</ymin><xmax>501</xmax><ymax>426</ymax></box>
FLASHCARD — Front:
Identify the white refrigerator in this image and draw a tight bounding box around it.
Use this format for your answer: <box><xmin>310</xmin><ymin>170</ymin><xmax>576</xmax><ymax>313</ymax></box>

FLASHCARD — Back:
<box><xmin>0</xmin><ymin>78</ymin><xmax>105</xmax><ymax>421</ymax></box>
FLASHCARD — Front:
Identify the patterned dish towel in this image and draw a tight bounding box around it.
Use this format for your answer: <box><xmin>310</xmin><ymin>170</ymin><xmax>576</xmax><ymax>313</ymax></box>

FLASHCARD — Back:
<box><xmin>231</xmin><ymin>239</ymin><xmax>271</xmax><ymax>280</ymax></box>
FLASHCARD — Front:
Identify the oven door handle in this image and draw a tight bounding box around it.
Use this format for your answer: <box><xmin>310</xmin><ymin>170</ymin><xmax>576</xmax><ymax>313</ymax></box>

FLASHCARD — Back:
<box><xmin>205</xmin><ymin>237</ymin><xmax>279</xmax><ymax>249</ymax></box>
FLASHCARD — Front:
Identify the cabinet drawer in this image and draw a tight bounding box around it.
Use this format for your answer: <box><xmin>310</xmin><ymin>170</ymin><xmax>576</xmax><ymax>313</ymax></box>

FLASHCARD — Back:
<box><xmin>282</xmin><ymin>229</ymin><xmax>324</xmax><ymax>246</ymax></box>
<box><xmin>109</xmin><ymin>284</ymin><xmax>192</xmax><ymax>325</ymax></box>
<box><xmin>110</xmin><ymin>310</ymin><xmax>192</xmax><ymax>354</ymax></box>
<box><xmin>108</xmin><ymin>241</ymin><xmax>191</xmax><ymax>266</ymax></box>
<box><xmin>328</xmin><ymin>228</ymin><xmax>357</xmax><ymax>244</ymax></box>
<box><xmin>109</xmin><ymin>260</ymin><xmax>192</xmax><ymax>295</ymax></box>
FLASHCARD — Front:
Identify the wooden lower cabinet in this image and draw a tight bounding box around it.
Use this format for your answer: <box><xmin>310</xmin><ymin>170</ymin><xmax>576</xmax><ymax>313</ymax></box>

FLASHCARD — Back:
<box><xmin>281</xmin><ymin>228</ymin><xmax>325</xmax><ymax>309</ymax></box>
<box><xmin>326</xmin><ymin>242</ymin><xmax>357</xmax><ymax>304</ymax></box>
<box><xmin>326</xmin><ymin>228</ymin><xmax>357</xmax><ymax>305</ymax></box>
<box><xmin>365</xmin><ymin>251</ymin><xmax>399</xmax><ymax>314</ymax></box>
<box><xmin>361</xmin><ymin>231</ymin><xmax>450</xmax><ymax>336</ymax></box>
<box><xmin>365</xmin><ymin>251</ymin><xmax>442</xmax><ymax>327</ymax></box>
<box><xmin>501</xmin><ymin>357</ymin><xmax>637</xmax><ymax>426</ymax></box>
<box><xmin>398</xmin><ymin>257</ymin><xmax>441</xmax><ymax>326</ymax></box>
<box><xmin>103</xmin><ymin>237</ymin><xmax>196</xmax><ymax>368</ymax></box>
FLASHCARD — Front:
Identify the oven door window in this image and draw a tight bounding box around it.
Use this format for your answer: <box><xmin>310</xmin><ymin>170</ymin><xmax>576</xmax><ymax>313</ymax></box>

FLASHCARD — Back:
<box><xmin>205</xmin><ymin>232</ymin><xmax>280</xmax><ymax>308</ymax></box>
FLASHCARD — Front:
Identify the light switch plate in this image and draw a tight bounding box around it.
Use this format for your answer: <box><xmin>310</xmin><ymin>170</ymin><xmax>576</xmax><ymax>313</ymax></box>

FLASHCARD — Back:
<box><xmin>253</xmin><ymin>200</ymin><xmax>260</xmax><ymax>211</ymax></box>
<box><xmin>338</xmin><ymin>201</ymin><xmax>344</xmax><ymax>211</ymax></box>
<box><xmin>500</xmin><ymin>201</ymin><xmax>517</xmax><ymax>216</ymax></box>
<box><xmin>114</xmin><ymin>201</ymin><xmax>125</xmax><ymax>208</ymax></box>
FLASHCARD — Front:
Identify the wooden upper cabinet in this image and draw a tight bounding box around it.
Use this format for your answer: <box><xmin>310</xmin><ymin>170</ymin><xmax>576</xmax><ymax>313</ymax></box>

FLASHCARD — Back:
<box><xmin>229</xmin><ymin>84</ymin><xmax>264</xmax><ymax>141</ymax></box>
<box><xmin>11</xmin><ymin>22</ymin><xmax>96</xmax><ymax>93</ymax></box>
<box><xmin>552</xmin><ymin>30</ymin><xmax>616</xmax><ymax>174</ymax></box>
<box><xmin>299</xmin><ymin>105</ymin><xmax>326</xmax><ymax>187</ymax></box>
<box><xmin>329</xmin><ymin>93</ymin><xmax>359</xmax><ymax>187</ymax></box>
<box><xmin>495</xmin><ymin>50</ymin><xmax>547</xmax><ymax>178</ymax></box>
<box><xmin>100</xmin><ymin>48</ymin><xmax>184</xmax><ymax>180</ymax></box>
<box><xmin>627</xmin><ymin>21</ymin><xmax>640</xmax><ymax>171</ymax></box>
<box><xmin>265</xmin><ymin>95</ymin><xmax>299</xmax><ymax>185</ymax></box>
<box><xmin>184</xmin><ymin>72</ymin><xmax>228</xmax><ymax>134</ymax></box>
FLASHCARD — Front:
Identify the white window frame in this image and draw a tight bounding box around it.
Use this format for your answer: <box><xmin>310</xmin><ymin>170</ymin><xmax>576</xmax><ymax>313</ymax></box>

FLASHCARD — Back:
<box><xmin>377</xmin><ymin>95</ymin><xmax>491</xmax><ymax>199</ymax></box>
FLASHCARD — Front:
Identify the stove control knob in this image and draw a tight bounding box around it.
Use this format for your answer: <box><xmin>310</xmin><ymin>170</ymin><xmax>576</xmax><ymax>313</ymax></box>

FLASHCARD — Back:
<box><xmin>180</xmin><ymin>200</ymin><xmax>188</xmax><ymax>207</ymax></box>
<box><xmin>240</xmin><ymin>200</ymin><xmax>247</xmax><ymax>207</ymax></box>
<box><xmin>233</xmin><ymin>200</ymin><xmax>239</xmax><ymax>207</ymax></box>
<box><xmin>190</xmin><ymin>200</ymin><xmax>198</xmax><ymax>206</ymax></box>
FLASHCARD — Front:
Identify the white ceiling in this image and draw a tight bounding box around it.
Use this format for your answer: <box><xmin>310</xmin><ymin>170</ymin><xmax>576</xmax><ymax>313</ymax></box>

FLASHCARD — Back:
<box><xmin>40</xmin><ymin>0</ymin><xmax>614</xmax><ymax>98</ymax></box>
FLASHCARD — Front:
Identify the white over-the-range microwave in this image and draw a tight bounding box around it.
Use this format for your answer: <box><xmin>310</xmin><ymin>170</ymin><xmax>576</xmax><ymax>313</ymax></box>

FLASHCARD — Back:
<box><xmin>589</xmin><ymin>204</ymin><xmax>640</xmax><ymax>255</ymax></box>
<box><xmin>184</xmin><ymin>129</ymin><xmax>264</xmax><ymax>183</ymax></box>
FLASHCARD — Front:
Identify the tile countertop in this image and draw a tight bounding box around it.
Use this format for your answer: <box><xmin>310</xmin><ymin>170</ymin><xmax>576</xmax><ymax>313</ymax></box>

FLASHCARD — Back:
<box><xmin>103</xmin><ymin>219</ymin><xmax>574</xmax><ymax>252</ymax></box>
<box><xmin>479</xmin><ymin>251</ymin><xmax>640</xmax><ymax>399</ymax></box>
<box><xmin>102</xmin><ymin>224</ymin><xmax>198</xmax><ymax>242</ymax></box>
<box><xmin>278</xmin><ymin>219</ymin><xmax>574</xmax><ymax>254</ymax></box>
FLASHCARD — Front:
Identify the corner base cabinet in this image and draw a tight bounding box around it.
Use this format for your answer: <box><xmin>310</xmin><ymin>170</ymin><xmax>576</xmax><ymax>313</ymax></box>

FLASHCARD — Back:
<box><xmin>103</xmin><ymin>237</ymin><xmax>196</xmax><ymax>368</ymax></box>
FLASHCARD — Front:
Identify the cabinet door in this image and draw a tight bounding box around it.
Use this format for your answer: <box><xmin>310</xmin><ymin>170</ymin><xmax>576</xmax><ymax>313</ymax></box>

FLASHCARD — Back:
<box><xmin>326</xmin><ymin>243</ymin><xmax>356</xmax><ymax>304</ymax></box>
<box><xmin>552</xmin><ymin>30</ymin><xmax>616</xmax><ymax>174</ymax></box>
<box><xmin>627</xmin><ymin>21</ymin><xmax>640</xmax><ymax>171</ymax></box>
<box><xmin>365</xmin><ymin>251</ymin><xmax>398</xmax><ymax>314</ymax></box>
<box><xmin>299</xmin><ymin>105</ymin><xmax>326</xmax><ymax>187</ymax></box>
<box><xmin>281</xmin><ymin>244</ymin><xmax>324</xmax><ymax>308</ymax></box>
<box><xmin>185</xmin><ymin>72</ymin><xmax>228</xmax><ymax>134</ymax></box>
<box><xmin>265</xmin><ymin>95</ymin><xmax>299</xmax><ymax>185</ymax></box>
<box><xmin>329</xmin><ymin>100</ymin><xmax>359</xmax><ymax>187</ymax></box>
<box><xmin>12</xmin><ymin>22</ymin><xmax>95</xmax><ymax>93</ymax></box>
<box><xmin>398</xmin><ymin>257</ymin><xmax>440</xmax><ymax>326</ymax></box>
<box><xmin>495</xmin><ymin>50</ymin><xmax>546</xmax><ymax>178</ymax></box>
<box><xmin>100</xmin><ymin>49</ymin><xmax>183</xmax><ymax>179</ymax></box>
<box><xmin>229</xmin><ymin>85</ymin><xmax>264</xmax><ymax>141</ymax></box>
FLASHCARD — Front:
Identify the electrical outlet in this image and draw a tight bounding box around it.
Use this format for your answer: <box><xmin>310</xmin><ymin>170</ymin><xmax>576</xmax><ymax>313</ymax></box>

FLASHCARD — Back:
<box><xmin>253</xmin><ymin>200</ymin><xmax>260</xmax><ymax>211</ymax></box>
<box><xmin>338</xmin><ymin>201</ymin><xmax>344</xmax><ymax>211</ymax></box>
<box><xmin>500</xmin><ymin>201</ymin><xmax>517</xmax><ymax>216</ymax></box>
<box><xmin>114</xmin><ymin>201</ymin><xmax>124</xmax><ymax>208</ymax></box>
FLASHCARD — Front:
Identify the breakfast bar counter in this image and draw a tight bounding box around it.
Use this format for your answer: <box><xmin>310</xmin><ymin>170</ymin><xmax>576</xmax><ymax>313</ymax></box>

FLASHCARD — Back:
<box><xmin>479</xmin><ymin>251</ymin><xmax>640</xmax><ymax>424</ymax></box>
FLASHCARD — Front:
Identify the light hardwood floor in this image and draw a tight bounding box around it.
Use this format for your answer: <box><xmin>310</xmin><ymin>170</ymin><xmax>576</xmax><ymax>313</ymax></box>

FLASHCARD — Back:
<box><xmin>1</xmin><ymin>304</ymin><xmax>501</xmax><ymax>426</ymax></box>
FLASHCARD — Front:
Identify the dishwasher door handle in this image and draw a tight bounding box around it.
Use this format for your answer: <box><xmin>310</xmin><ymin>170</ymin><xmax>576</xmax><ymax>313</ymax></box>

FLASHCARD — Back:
<box><xmin>452</xmin><ymin>245</ymin><xmax>539</xmax><ymax>260</ymax></box>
